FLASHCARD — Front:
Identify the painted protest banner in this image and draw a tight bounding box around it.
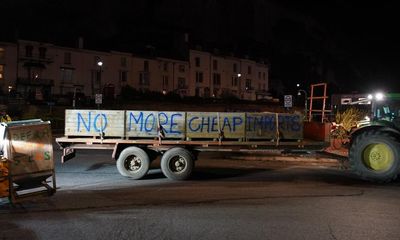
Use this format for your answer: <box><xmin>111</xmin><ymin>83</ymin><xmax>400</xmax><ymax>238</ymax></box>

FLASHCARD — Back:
<box><xmin>65</xmin><ymin>109</ymin><xmax>125</xmax><ymax>137</ymax></box>
<box><xmin>125</xmin><ymin>111</ymin><xmax>185</xmax><ymax>138</ymax></box>
<box><xmin>186</xmin><ymin>112</ymin><xmax>245</xmax><ymax>139</ymax></box>
<box><xmin>246</xmin><ymin>113</ymin><xmax>303</xmax><ymax>140</ymax></box>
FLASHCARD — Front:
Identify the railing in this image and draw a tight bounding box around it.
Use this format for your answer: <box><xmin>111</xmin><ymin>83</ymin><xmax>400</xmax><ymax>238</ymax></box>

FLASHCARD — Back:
<box><xmin>18</xmin><ymin>54</ymin><xmax>54</xmax><ymax>63</ymax></box>
<box><xmin>17</xmin><ymin>77</ymin><xmax>54</xmax><ymax>85</ymax></box>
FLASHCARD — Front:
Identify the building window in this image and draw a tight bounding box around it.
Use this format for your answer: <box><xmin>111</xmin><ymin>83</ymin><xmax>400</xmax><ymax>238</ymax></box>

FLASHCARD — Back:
<box><xmin>258</xmin><ymin>72</ymin><xmax>261</xmax><ymax>79</ymax></box>
<box><xmin>39</xmin><ymin>47</ymin><xmax>46</xmax><ymax>59</ymax></box>
<box><xmin>162</xmin><ymin>75</ymin><xmax>169</xmax><ymax>88</ymax></box>
<box><xmin>121</xmin><ymin>57</ymin><xmax>127</xmax><ymax>67</ymax></box>
<box><xmin>25</xmin><ymin>45</ymin><xmax>33</xmax><ymax>57</ymax></box>
<box><xmin>0</xmin><ymin>65</ymin><xmax>4</xmax><ymax>80</ymax></box>
<box><xmin>178</xmin><ymin>77</ymin><xmax>186</xmax><ymax>89</ymax></box>
<box><xmin>163</xmin><ymin>62</ymin><xmax>168</xmax><ymax>71</ymax></box>
<box><xmin>213</xmin><ymin>73</ymin><xmax>221</xmax><ymax>86</ymax></box>
<box><xmin>263</xmin><ymin>72</ymin><xmax>266</xmax><ymax>80</ymax></box>
<box><xmin>231</xmin><ymin>76</ymin><xmax>238</xmax><ymax>87</ymax></box>
<box><xmin>233</xmin><ymin>63</ymin><xmax>237</xmax><ymax>73</ymax></box>
<box><xmin>61</xmin><ymin>68</ymin><xmax>73</xmax><ymax>83</ymax></box>
<box><xmin>245</xmin><ymin>79</ymin><xmax>252</xmax><ymax>90</ymax></box>
<box><xmin>144</xmin><ymin>61</ymin><xmax>149</xmax><ymax>72</ymax></box>
<box><xmin>195</xmin><ymin>71</ymin><xmax>203</xmax><ymax>83</ymax></box>
<box><xmin>213</xmin><ymin>60</ymin><xmax>218</xmax><ymax>70</ymax></box>
<box><xmin>64</xmin><ymin>52</ymin><xmax>71</xmax><ymax>64</ymax></box>
<box><xmin>247</xmin><ymin>66</ymin><xmax>252</xmax><ymax>74</ymax></box>
<box><xmin>179</xmin><ymin>64</ymin><xmax>185</xmax><ymax>72</ymax></box>
<box><xmin>119</xmin><ymin>71</ymin><xmax>128</xmax><ymax>82</ymax></box>
<box><xmin>139</xmin><ymin>72</ymin><xmax>150</xmax><ymax>86</ymax></box>
<box><xmin>195</xmin><ymin>57</ymin><xmax>200</xmax><ymax>67</ymax></box>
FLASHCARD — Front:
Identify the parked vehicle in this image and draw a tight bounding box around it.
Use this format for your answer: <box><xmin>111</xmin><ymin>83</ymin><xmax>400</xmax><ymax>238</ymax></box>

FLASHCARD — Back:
<box><xmin>56</xmin><ymin>109</ymin><xmax>315</xmax><ymax>180</ymax></box>
<box><xmin>348</xmin><ymin>93</ymin><xmax>400</xmax><ymax>182</ymax></box>
<box><xmin>56</xmin><ymin>94</ymin><xmax>400</xmax><ymax>183</ymax></box>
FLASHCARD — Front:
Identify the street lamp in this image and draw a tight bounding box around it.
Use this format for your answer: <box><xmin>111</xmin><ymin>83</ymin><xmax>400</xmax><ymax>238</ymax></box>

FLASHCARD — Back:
<box><xmin>96</xmin><ymin>60</ymin><xmax>103</xmax><ymax>109</ymax></box>
<box><xmin>297</xmin><ymin>84</ymin><xmax>308</xmax><ymax>120</ymax></box>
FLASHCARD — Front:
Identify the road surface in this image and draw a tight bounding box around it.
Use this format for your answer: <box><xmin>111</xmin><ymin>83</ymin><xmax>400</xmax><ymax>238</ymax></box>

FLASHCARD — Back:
<box><xmin>0</xmin><ymin>145</ymin><xmax>399</xmax><ymax>240</ymax></box>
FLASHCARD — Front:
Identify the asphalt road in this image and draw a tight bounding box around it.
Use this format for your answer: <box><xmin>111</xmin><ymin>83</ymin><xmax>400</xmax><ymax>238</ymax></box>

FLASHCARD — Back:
<box><xmin>1</xmin><ymin>144</ymin><xmax>400</xmax><ymax>240</ymax></box>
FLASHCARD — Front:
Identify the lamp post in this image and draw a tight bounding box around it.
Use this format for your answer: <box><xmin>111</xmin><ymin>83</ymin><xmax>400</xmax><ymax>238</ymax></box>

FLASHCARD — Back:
<box><xmin>297</xmin><ymin>84</ymin><xmax>308</xmax><ymax>120</ymax></box>
<box><xmin>237</xmin><ymin>73</ymin><xmax>242</xmax><ymax>99</ymax></box>
<box><xmin>96</xmin><ymin>60</ymin><xmax>103</xmax><ymax>109</ymax></box>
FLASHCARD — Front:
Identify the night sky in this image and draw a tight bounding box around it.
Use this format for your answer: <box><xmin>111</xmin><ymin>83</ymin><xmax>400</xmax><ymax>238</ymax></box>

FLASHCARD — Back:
<box><xmin>1</xmin><ymin>0</ymin><xmax>399</xmax><ymax>95</ymax></box>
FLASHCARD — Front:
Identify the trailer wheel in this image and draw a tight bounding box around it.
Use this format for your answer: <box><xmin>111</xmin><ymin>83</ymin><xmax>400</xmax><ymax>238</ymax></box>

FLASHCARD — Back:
<box><xmin>116</xmin><ymin>147</ymin><xmax>150</xmax><ymax>180</ymax></box>
<box><xmin>349</xmin><ymin>130</ymin><xmax>400</xmax><ymax>182</ymax></box>
<box><xmin>161</xmin><ymin>147</ymin><xmax>194</xmax><ymax>180</ymax></box>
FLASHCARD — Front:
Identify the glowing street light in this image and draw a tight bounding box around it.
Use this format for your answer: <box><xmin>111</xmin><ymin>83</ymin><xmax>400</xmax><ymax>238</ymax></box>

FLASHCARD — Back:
<box><xmin>297</xmin><ymin>84</ymin><xmax>308</xmax><ymax>120</ymax></box>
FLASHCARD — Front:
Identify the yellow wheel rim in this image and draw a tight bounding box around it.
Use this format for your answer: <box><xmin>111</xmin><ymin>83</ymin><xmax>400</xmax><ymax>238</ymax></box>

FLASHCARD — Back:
<box><xmin>363</xmin><ymin>143</ymin><xmax>394</xmax><ymax>172</ymax></box>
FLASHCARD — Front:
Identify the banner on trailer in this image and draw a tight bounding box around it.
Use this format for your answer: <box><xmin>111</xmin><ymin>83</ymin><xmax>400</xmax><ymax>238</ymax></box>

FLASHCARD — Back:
<box><xmin>65</xmin><ymin>109</ymin><xmax>125</xmax><ymax>137</ymax></box>
<box><xmin>245</xmin><ymin>113</ymin><xmax>303</xmax><ymax>140</ymax></box>
<box><xmin>186</xmin><ymin>112</ymin><xmax>246</xmax><ymax>139</ymax></box>
<box><xmin>63</xmin><ymin>109</ymin><xmax>303</xmax><ymax>140</ymax></box>
<box><xmin>125</xmin><ymin>111</ymin><xmax>185</xmax><ymax>139</ymax></box>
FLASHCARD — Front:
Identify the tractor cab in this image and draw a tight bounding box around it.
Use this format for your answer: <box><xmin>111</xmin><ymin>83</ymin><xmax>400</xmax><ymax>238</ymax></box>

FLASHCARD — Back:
<box><xmin>372</xmin><ymin>93</ymin><xmax>400</xmax><ymax>130</ymax></box>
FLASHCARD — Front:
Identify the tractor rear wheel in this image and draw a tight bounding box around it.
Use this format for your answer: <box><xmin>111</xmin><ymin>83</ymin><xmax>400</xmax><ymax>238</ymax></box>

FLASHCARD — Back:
<box><xmin>349</xmin><ymin>130</ymin><xmax>400</xmax><ymax>182</ymax></box>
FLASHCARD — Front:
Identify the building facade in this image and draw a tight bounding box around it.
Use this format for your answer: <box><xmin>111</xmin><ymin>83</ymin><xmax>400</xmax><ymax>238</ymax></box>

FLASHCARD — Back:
<box><xmin>0</xmin><ymin>40</ymin><xmax>269</xmax><ymax>103</ymax></box>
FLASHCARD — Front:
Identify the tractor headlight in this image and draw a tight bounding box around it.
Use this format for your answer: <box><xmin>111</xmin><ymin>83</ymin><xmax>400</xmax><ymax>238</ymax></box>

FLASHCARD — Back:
<box><xmin>375</xmin><ymin>92</ymin><xmax>384</xmax><ymax>101</ymax></box>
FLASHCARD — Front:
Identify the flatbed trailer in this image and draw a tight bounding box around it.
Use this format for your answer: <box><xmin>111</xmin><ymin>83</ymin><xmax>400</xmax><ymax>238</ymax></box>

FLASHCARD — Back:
<box><xmin>56</xmin><ymin>109</ymin><xmax>329</xmax><ymax>180</ymax></box>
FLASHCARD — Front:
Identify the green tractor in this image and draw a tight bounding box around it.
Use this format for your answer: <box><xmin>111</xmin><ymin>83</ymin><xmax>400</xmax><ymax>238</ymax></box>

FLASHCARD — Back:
<box><xmin>349</xmin><ymin>93</ymin><xmax>400</xmax><ymax>182</ymax></box>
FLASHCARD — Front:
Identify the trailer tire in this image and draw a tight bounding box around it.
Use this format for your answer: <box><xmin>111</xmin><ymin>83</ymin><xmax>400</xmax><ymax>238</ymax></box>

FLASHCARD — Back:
<box><xmin>349</xmin><ymin>130</ymin><xmax>400</xmax><ymax>182</ymax></box>
<box><xmin>116</xmin><ymin>147</ymin><xmax>150</xmax><ymax>180</ymax></box>
<box><xmin>161</xmin><ymin>147</ymin><xmax>194</xmax><ymax>181</ymax></box>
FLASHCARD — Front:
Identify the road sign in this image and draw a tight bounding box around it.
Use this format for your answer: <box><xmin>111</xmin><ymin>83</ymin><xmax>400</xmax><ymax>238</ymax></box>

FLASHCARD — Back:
<box><xmin>284</xmin><ymin>95</ymin><xmax>293</xmax><ymax>108</ymax></box>
<box><xmin>95</xmin><ymin>94</ymin><xmax>103</xmax><ymax>105</ymax></box>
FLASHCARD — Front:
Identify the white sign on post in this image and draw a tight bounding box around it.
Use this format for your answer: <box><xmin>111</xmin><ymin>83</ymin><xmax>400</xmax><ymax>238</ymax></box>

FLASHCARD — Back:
<box><xmin>284</xmin><ymin>95</ymin><xmax>293</xmax><ymax>108</ymax></box>
<box><xmin>95</xmin><ymin>94</ymin><xmax>103</xmax><ymax>105</ymax></box>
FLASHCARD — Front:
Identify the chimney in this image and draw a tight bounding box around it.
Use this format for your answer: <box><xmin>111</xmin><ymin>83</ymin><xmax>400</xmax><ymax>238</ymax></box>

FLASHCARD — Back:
<box><xmin>184</xmin><ymin>33</ymin><xmax>189</xmax><ymax>43</ymax></box>
<box><xmin>78</xmin><ymin>37</ymin><xmax>84</xmax><ymax>49</ymax></box>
